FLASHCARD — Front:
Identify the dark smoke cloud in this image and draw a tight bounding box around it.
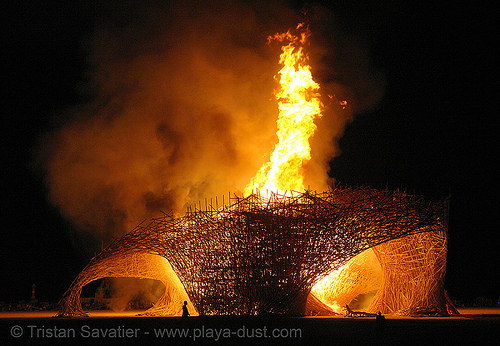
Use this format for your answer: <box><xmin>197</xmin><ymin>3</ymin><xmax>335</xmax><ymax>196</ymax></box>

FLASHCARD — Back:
<box><xmin>37</xmin><ymin>0</ymin><xmax>383</xmax><ymax>249</ymax></box>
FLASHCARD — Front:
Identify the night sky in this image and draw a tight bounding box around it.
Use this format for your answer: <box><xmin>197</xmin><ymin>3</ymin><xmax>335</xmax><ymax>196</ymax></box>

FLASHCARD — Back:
<box><xmin>2</xmin><ymin>1</ymin><xmax>497</xmax><ymax>304</ymax></box>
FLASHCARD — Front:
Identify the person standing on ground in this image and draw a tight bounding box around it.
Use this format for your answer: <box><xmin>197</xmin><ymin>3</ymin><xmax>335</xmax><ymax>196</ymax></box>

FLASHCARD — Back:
<box><xmin>182</xmin><ymin>301</ymin><xmax>190</xmax><ymax>317</ymax></box>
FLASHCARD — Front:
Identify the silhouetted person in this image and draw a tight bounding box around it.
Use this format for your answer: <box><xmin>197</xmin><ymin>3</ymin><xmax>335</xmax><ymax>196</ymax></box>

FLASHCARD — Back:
<box><xmin>182</xmin><ymin>301</ymin><xmax>190</xmax><ymax>317</ymax></box>
<box><xmin>376</xmin><ymin>311</ymin><xmax>385</xmax><ymax>321</ymax></box>
<box><xmin>376</xmin><ymin>311</ymin><xmax>386</xmax><ymax>332</ymax></box>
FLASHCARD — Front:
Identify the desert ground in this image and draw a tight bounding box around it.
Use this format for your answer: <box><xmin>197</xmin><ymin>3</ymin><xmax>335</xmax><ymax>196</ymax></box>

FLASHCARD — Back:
<box><xmin>1</xmin><ymin>308</ymin><xmax>498</xmax><ymax>345</ymax></box>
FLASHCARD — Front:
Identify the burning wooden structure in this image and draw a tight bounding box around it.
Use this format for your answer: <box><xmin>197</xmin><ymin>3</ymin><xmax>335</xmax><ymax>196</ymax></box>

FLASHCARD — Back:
<box><xmin>58</xmin><ymin>187</ymin><xmax>449</xmax><ymax>317</ymax></box>
<box><xmin>368</xmin><ymin>229</ymin><xmax>448</xmax><ymax>315</ymax></box>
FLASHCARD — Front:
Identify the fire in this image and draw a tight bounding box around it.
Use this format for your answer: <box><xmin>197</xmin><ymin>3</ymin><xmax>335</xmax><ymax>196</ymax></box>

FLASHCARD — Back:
<box><xmin>244</xmin><ymin>24</ymin><xmax>323</xmax><ymax>196</ymax></box>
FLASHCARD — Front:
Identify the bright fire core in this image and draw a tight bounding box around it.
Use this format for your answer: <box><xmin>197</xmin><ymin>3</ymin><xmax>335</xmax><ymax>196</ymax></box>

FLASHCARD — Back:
<box><xmin>244</xmin><ymin>25</ymin><xmax>323</xmax><ymax>196</ymax></box>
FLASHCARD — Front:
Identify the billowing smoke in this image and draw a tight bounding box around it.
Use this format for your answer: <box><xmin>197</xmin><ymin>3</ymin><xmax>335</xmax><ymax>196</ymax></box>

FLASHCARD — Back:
<box><xmin>37</xmin><ymin>1</ymin><xmax>383</xmax><ymax>251</ymax></box>
<box><xmin>95</xmin><ymin>278</ymin><xmax>165</xmax><ymax>312</ymax></box>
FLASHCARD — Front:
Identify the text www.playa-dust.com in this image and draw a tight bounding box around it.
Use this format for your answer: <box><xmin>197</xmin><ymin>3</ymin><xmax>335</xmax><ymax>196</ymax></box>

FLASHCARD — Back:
<box><xmin>153</xmin><ymin>325</ymin><xmax>301</xmax><ymax>340</ymax></box>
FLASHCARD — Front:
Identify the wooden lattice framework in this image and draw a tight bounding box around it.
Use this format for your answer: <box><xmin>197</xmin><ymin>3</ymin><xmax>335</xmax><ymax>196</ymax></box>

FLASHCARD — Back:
<box><xmin>367</xmin><ymin>229</ymin><xmax>449</xmax><ymax>315</ymax></box>
<box><xmin>58</xmin><ymin>187</ymin><xmax>448</xmax><ymax>317</ymax></box>
<box><xmin>308</xmin><ymin>228</ymin><xmax>450</xmax><ymax>316</ymax></box>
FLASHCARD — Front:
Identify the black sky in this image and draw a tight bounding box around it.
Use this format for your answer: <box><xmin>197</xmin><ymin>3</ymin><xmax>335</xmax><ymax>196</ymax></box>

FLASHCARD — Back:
<box><xmin>1</xmin><ymin>1</ymin><xmax>497</xmax><ymax>303</ymax></box>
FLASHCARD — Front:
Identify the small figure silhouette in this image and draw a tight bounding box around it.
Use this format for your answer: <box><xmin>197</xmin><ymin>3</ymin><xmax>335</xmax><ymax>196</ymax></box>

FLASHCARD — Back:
<box><xmin>182</xmin><ymin>301</ymin><xmax>190</xmax><ymax>317</ymax></box>
<box><xmin>376</xmin><ymin>311</ymin><xmax>386</xmax><ymax>331</ymax></box>
<box><xmin>376</xmin><ymin>311</ymin><xmax>385</xmax><ymax>321</ymax></box>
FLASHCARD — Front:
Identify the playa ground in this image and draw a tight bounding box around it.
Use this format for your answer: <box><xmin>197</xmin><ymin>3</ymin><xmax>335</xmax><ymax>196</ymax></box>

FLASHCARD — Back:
<box><xmin>0</xmin><ymin>307</ymin><xmax>498</xmax><ymax>345</ymax></box>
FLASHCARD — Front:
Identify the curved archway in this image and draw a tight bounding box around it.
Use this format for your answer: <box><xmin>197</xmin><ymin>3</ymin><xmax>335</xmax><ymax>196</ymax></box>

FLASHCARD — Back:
<box><xmin>58</xmin><ymin>252</ymin><xmax>196</xmax><ymax>317</ymax></box>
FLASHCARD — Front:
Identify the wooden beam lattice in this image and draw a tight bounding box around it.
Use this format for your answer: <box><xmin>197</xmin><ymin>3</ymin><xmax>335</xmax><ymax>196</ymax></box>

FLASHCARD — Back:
<box><xmin>58</xmin><ymin>187</ymin><xmax>448</xmax><ymax>317</ymax></box>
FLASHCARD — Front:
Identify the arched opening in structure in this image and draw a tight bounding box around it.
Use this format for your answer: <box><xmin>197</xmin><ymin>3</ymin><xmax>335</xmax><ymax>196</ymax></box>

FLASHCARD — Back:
<box><xmin>58</xmin><ymin>253</ymin><xmax>197</xmax><ymax>317</ymax></box>
<box><xmin>309</xmin><ymin>229</ymin><xmax>450</xmax><ymax>316</ymax></box>
<box><xmin>310</xmin><ymin>248</ymin><xmax>383</xmax><ymax>314</ymax></box>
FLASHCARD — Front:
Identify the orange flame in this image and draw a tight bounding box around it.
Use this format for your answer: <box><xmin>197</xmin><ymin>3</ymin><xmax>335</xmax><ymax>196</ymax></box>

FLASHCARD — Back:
<box><xmin>244</xmin><ymin>25</ymin><xmax>322</xmax><ymax>196</ymax></box>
